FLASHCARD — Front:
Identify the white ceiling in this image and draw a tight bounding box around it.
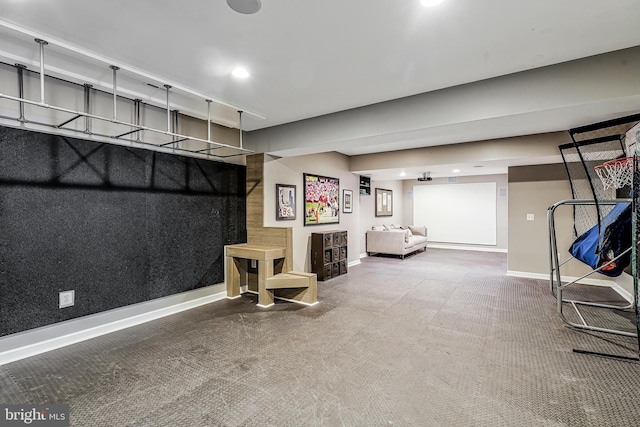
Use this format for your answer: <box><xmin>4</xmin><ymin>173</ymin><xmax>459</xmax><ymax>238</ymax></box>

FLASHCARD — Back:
<box><xmin>1</xmin><ymin>0</ymin><xmax>639</xmax><ymax>177</ymax></box>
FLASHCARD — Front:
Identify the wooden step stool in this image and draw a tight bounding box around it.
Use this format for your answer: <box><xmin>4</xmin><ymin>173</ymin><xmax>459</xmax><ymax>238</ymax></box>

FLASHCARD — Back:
<box><xmin>265</xmin><ymin>271</ymin><xmax>318</xmax><ymax>306</ymax></box>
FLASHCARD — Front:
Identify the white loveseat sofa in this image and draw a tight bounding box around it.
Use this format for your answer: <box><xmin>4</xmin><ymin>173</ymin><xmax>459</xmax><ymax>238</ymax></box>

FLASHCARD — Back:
<box><xmin>366</xmin><ymin>225</ymin><xmax>428</xmax><ymax>259</ymax></box>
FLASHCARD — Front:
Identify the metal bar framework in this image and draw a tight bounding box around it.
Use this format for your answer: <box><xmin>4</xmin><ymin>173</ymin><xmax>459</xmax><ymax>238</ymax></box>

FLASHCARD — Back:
<box><xmin>84</xmin><ymin>84</ymin><xmax>92</xmax><ymax>134</ymax></box>
<box><xmin>548</xmin><ymin>198</ymin><xmax>636</xmax><ymax>338</ymax></box>
<box><xmin>56</xmin><ymin>114</ymin><xmax>82</xmax><ymax>129</ymax></box>
<box><xmin>110</xmin><ymin>65</ymin><xmax>119</xmax><ymax>120</ymax></box>
<box><xmin>15</xmin><ymin>63</ymin><xmax>26</xmax><ymax>122</ymax></box>
<box><xmin>134</xmin><ymin>98</ymin><xmax>142</xmax><ymax>142</ymax></box>
<box><xmin>0</xmin><ymin>39</ymin><xmax>252</xmax><ymax>159</ymax></box>
<box><xmin>35</xmin><ymin>38</ymin><xmax>47</xmax><ymax>103</ymax></box>
<box><xmin>238</xmin><ymin>110</ymin><xmax>244</xmax><ymax>149</ymax></box>
<box><xmin>164</xmin><ymin>85</ymin><xmax>171</xmax><ymax>133</ymax></box>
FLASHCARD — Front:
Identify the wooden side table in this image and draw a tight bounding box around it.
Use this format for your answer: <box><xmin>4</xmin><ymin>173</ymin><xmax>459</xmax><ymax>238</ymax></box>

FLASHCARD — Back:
<box><xmin>225</xmin><ymin>244</ymin><xmax>286</xmax><ymax>308</ymax></box>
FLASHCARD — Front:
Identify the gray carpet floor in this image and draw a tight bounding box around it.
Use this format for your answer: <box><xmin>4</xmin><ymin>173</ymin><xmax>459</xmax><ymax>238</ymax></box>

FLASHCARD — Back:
<box><xmin>2</xmin><ymin>248</ymin><xmax>640</xmax><ymax>426</ymax></box>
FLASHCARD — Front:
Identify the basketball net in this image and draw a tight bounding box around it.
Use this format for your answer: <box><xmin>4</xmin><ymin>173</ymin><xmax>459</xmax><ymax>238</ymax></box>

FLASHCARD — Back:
<box><xmin>594</xmin><ymin>124</ymin><xmax>640</xmax><ymax>190</ymax></box>
<box><xmin>594</xmin><ymin>157</ymin><xmax>633</xmax><ymax>190</ymax></box>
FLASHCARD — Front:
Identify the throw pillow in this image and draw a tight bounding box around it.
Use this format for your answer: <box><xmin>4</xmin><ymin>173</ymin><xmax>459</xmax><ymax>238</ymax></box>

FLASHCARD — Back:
<box><xmin>409</xmin><ymin>225</ymin><xmax>426</xmax><ymax>236</ymax></box>
<box><xmin>372</xmin><ymin>225</ymin><xmax>385</xmax><ymax>231</ymax></box>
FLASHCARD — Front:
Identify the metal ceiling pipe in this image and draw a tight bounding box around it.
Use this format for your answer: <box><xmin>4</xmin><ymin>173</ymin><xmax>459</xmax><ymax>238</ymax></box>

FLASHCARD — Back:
<box><xmin>84</xmin><ymin>84</ymin><xmax>93</xmax><ymax>133</ymax></box>
<box><xmin>238</xmin><ymin>110</ymin><xmax>243</xmax><ymax>149</ymax></box>
<box><xmin>194</xmin><ymin>146</ymin><xmax>224</xmax><ymax>153</ymax></box>
<box><xmin>173</xmin><ymin>110</ymin><xmax>179</xmax><ymax>149</ymax></box>
<box><xmin>15</xmin><ymin>64</ymin><xmax>27</xmax><ymax>122</ymax></box>
<box><xmin>0</xmin><ymin>92</ymin><xmax>254</xmax><ymax>155</ymax></box>
<box><xmin>135</xmin><ymin>99</ymin><xmax>142</xmax><ymax>142</ymax></box>
<box><xmin>110</xmin><ymin>65</ymin><xmax>119</xmax><ymax>120</ymax></box>
<box><xmin>205</xmin><ymin>99</ymin><xmax>212</xmax><ymax>142</ymax></box>
<box><xmin>34</xmin><ymin>39</ymin><xmax>48</xmax><ymax>104</ymax></box>
<box><xmin>164</xmin><ymin>85</ymin><xmax>171</xmax><ymax>132</ymax></box>
<box><xmin>115</xmin><ymin>97</ymin><xmax>142</xmax><ymax>139</ymax></box>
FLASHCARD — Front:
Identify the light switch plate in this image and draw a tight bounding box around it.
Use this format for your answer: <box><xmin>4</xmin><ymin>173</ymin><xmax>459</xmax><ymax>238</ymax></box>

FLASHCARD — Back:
<box><xmin>526</xmin><ymin>214</ymin><xmax>535</xmax><ymax>221</ymax></box>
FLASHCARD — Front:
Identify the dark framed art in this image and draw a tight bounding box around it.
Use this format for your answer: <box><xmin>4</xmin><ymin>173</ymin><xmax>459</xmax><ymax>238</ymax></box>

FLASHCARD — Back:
<box><xmin>276</xmin><ymin>184</ymin><xmax>296</xmax><ymax>220</ymax></box>
<box><xmin>304</xmin><ymin>173</ymin><xmax>340</xmax><ymax>226</ymax></box>
<box><xmin>375</xmin><ymin>188</ymin><xmax>393</xmax><ymax>217</ymax></box>
<box><xmin>343</xmin><ymin>189</ymin><xmax>353</xmax><ymax>213</ymax></box>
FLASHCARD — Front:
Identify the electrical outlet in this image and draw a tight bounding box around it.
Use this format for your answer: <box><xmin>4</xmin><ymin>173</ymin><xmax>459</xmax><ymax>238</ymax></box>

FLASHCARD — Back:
<box><xmin>59</xmin><ymin>290</ymin><xmax>75</xmax><ymax>308</ymax></box>
<box><xmin>526</xmin><ymin>214</ymin><xmax>535</xmax><ymax>221</ymax></box>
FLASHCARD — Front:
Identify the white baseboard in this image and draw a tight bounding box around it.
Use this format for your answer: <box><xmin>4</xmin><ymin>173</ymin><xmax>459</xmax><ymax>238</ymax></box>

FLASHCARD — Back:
<box><xmin>428</xmin><ymin>243</ymin><xmax>508</xmax><ymax>253</ymax></box>
<box><xmin>349</xmin><ymin>259</ymin><xmax>362</xmax><ymax>268</ymax></box>
<box><xmin>360</xmin><ymin>253</ymin><xmax>368</xmax><ymax>259</ymax></box>
<box><xmin>612</xmin><ymin>273</ymin><xmax>634</xmax><ymax>303</ymax></box>
<box><xmin>0</xmin><ymin>283</ymin><xmax>227</xmax><ymax>366</ymax></box>
<box><xmin>506</xmin><ymin>270</ymin><xmax>615</xmax><ymax>287</ymax></box>
<box><xmin>506</xmin><ymin>270</ymin><xmax>633</xmax><ymax>303</ymax></box>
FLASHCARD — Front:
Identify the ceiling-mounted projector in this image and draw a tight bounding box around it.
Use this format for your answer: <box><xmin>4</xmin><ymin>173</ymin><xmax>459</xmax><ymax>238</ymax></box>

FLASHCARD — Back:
<box><xmin>417</xmin><ymin>172</ymin><xmax>432</xmax><ymax>182</ymax></box>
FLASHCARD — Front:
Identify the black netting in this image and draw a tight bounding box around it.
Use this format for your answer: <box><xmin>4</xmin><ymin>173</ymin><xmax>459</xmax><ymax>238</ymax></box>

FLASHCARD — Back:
<box><xmin>561</xmin><ymin>114</ymin><xmax>640</xmax><ymax>238</ymax></box>
<box><xmin>560</xmin><ymin>136</ymin><xmax>625</xmax><ymax>238</ymax></box>
<box><xmin>634</xmin><ymin>154</ymin><xmax>640</xmax><ymax>353</ymax></box>
<box><xmin>572</xmin><ymin>122</ymin><xmax>638</xmax><ymax>144</ymax></box>
<box><xmin>569</xmin><ymin>113</ymin><xmax>640</xmax><ymax>147</ymax></box>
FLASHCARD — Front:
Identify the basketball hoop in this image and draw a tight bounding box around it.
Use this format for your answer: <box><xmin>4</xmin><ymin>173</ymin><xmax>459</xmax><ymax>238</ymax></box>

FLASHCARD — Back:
<box><xmin>594</xmin><ymin>157</ymin><xmax>633</xmax><ymax>190</ymax></box>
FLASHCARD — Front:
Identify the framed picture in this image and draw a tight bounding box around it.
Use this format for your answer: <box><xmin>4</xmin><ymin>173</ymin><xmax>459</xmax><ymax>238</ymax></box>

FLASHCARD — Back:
<box><xmin>276</xmin><ymin>184</ymin><xmax>296</xmax><ymax>220</ymax></box>
<box><xmin>343</xmin><ymin>189</ymin><xmax>353</xmax><ymax>213</ymax></box>
<box><xmin>304</xmin><ymin>173</ymin><xmax>340</xmax><ymax>226</ymax></box>
<box><xmin>375</xmin><ymin>188</ymin><xmax>393</xmax><ymax>217</ymax></box>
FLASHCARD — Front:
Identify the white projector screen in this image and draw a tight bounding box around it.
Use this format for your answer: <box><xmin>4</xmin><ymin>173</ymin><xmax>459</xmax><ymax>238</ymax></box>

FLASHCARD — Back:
<box><xmin>413</xmin><ymin>182</ymin><xmax>497</xmax><ymax>245</ymax></box>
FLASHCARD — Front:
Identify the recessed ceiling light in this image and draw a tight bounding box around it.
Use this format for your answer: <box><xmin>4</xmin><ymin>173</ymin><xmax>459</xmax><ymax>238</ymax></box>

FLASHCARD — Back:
<box><xmin>399</xmin><ymin>171</ymin><xmax>407</xmax><ymax>177</ymax></box>
<box><xmin>227</xmin><ymin>0</ymin><xmax>261</xmax><ymax>14</ymax></box>
<box><xmin>231</xmin><ymin>67</ymin><xmax>250</xmax><ymax>78</ymax></box>
<box><xmin>452</xmin><ymin>169</ymin><xmax>460</xmax><ymax>173</ymax></box>
<box><xmin>420</xmin><ymin>0</ymin><xmax>445</xmax><ymax>6</ymax></box>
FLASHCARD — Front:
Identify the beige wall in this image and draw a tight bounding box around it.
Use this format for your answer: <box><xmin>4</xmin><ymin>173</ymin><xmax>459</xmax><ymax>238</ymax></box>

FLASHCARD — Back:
<box><xmin>262</xmin><ymin>152</ymin><xmax>360</xmax><ymax>272</ymax></box>
<box><xmin>359</xmin><ymin>180</ymin><xmax>405</xmax><ymax>256</ymax></box>
<box><xmin>507</xmin><ymin>164</ymin><xmax>611</xmax><ymax>280</ymax></box>
<box><xmin>261</xmin><ymin>154</ymin><xmax>629</xmax><ymax>289</ymax></box>
<box><xmin>403</xmin><ymin>174</ymin><xmax>509</xmax><ymax>251</ymax></box>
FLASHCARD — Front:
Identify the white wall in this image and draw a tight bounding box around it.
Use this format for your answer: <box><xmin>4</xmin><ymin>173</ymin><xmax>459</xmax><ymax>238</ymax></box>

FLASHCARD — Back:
<box><xmin>263</xmin><ymin>153</ymin><xmax>360</xmax><ymax>272</ymax></box>
<box><xmin>402</xmin><ymin>174</ymin><xmax>509</xmax><ymax>251</ymax></box>
<box><xmin>262</xmin><ymin>155</ymin><xmax>411</xmax><ymax>265</ymax></box>
<box><xmin>413</xmin><ymin>182</ymin><xmax>497</xmax><ymax>245</ymax></box>
<box><xmin>358</xmin><ymin>180</ymin><xmax>405</xmax><ymax>256</ymax></box>
<box><xmin>264</xmin><ymin>165</ymin><xmax>508</xmax><ymax>260</ymax></box>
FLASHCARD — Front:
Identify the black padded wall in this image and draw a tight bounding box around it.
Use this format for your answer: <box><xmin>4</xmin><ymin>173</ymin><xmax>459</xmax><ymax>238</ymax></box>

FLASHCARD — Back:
<box><xmin>0</xmin><ymin>126</ymin><xmax>246</xmax><ymax>337</ymax></box>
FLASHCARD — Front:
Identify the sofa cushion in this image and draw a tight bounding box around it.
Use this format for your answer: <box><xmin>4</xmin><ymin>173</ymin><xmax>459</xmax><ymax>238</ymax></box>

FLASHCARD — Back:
<box><xmin>372</xmin><ymin>225</ymin><xmax>385</xmax><ymax>231</ymax></box>
<box><xmin>406</xmin><ymin>234</ymin><xmax>428</xmax><ymax>248</ymax></box>
<box><xmin>409</xmin><ymin>225</ymin><xmax>426</xmax><ymax>236</ymax></box>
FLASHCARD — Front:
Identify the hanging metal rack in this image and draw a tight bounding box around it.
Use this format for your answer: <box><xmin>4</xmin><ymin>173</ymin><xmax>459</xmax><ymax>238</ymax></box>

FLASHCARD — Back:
<box><xmin>0</xmin><ymin>37</ymin><xmax>254</xmax><ymax>159</ymax></box>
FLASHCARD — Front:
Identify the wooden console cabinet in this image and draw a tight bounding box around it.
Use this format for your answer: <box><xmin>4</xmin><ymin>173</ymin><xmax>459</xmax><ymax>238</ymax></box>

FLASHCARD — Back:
<box><xmin>311</xmin><ymin>230</ymin><xmax>348</xmax><ymax>281</ymax></box>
